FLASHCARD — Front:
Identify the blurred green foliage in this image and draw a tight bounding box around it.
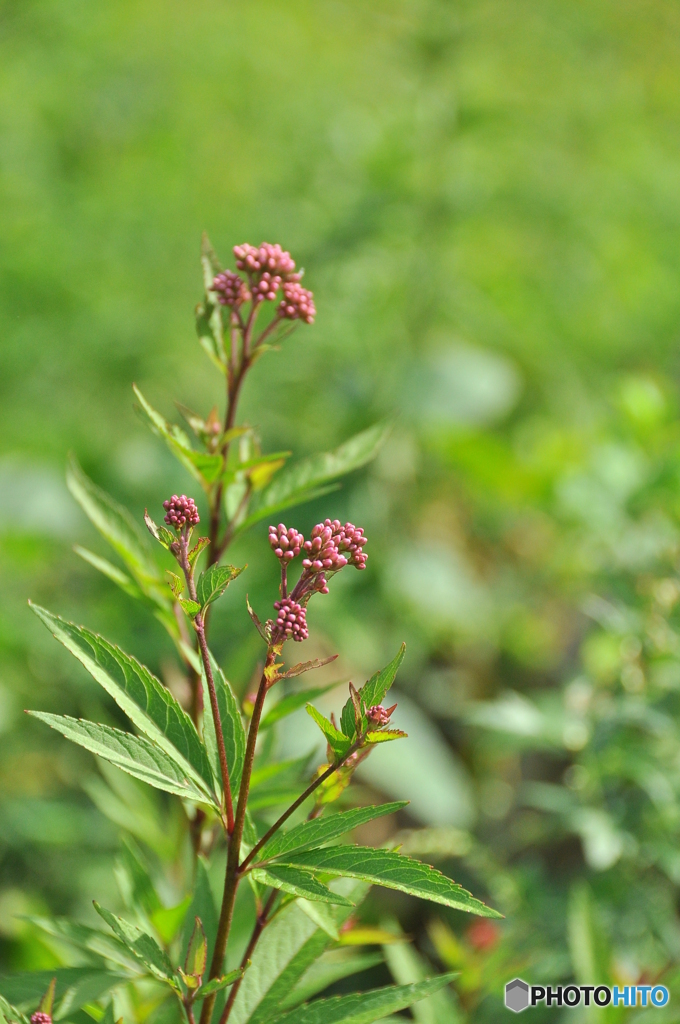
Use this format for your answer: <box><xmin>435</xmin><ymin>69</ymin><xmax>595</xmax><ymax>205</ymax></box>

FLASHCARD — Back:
<box><xmin>4</xmin><ymin>0</ymin><xmax>680</xmax><ymax>1019</ymax></box>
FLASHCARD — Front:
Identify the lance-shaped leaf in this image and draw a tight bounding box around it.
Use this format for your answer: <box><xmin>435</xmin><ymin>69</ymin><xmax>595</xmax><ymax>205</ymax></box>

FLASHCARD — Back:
<box><xmin>30</xmin><ymin>605</ymin><xmax>216</xmax><ymax>802</ymax></box>
<box><xmin>94</xmin><ymin>903</ymin><xmax>176</xmax><ymax>984</ymax></box>
<box><xmin>307</xmin><ymin>705</ymin><xmax>352</xmax><ymax>760</ymax></box>
<box><xmin>144</xmin><ymin>512</ymin><xmax>178</xmax><ymax>552</ymax></box>
<box><xmin>200</xmin><ymin>651</ymin><xmax>246</xmax><ymax>796</ymax></box>
<box><xmin>341</xmin><ymin>646</ymin><xmax>406</xmax><ymax>740</ymax></box>
<box><xmin>73</xmin><ymin>547</ymin><xmax>144</xmax><ymax>601</ymax></box>
<box><xmin>197</xmin><ymin>969</ymin><xmax>245</xmax><ymax>999</ymax></box>
<box><xmin>228</xmin><ymin>882</ymin><xmax>368</xmax><ymax>1024</ymax></box>
<box><xmin>268</xmin><ymin>975</ymin><xmax>456</xmax><ymax>1024</ymax></box>
<box><xmin>245</xmin><ymin>422</ymin><xmax>391</xmax><ymax>531</ymax></box>
<box><xmin>278</xmin><ymin>951</ymin><xmax>384</xmax><ymax>1012</ymax></box>
<box><xmin>181</xmin><ymin>859</ymin><xmax>218</xmax><ymax>976</ymax></box>
<box><xmin>260</xmin><ymin>684</ymin><xmax>342</xmax><ymax>731</ymax></box>
<box><xmin>36</xmin><ymin>979</ymin><xmax>55</xmax><ymax>1017</ymax></box>
<box><xmin>23</xmin><ymin>917</ymin><xmax>138</xmax><ymax>971</ymax></box>
<box><xmin>116</xmin><ymin>837</ymin><xmax>163</xmax><ymax>917</ymax></box>
<box><xmin>279</xmin><ymin>656</ymin><xmax>338</xmax><ymax>680</ymax></box>
<box><xmin>259</xmin><ymin>803</ymin><xmax>408</xmax><ymax>862</ymax></box>
<box><xmin>250</xmin><ymin>865</ymin><xmax>354</xmax><ymax>906</ymax></box>
<box><xmin>278</xmin><ymin>847</ymin><xmax>502</xmax><ymax>917</ymax></box>
<box><xmin>0</xmin><ymin>970</ymin><xmax>128</xmax><ymax>1019</ymax></box>
<box><xmin>196</xmin><ymin>563</ymin><xmax>245</xmax><ymax>610</ymax></box>
<box><xmin>185</xmin><ymin>917</ymin><xmax>208</xmax><ymax>979</ymax></box>
<box><xmin>133</xmin><ymin>384</ymin><xmax>224</xmax><ymax>486</ymax></box>
<box><xmin>0</xmin><ymin>993</ymin><xmax>28</xmax><ymax>1024</ymax></box>
<box><xmin>28</xmin><ymin>714</ymin><xmax>217</xmax><ymax>806</ymax></box>
<box><xmin>364</xmin><ymin>729</ymin><xmax>407</xmax><ymax>744</ymax></box>
<box><xmin>236</xmin><ymin>485</ymin><xmax>340</xmax><ymax>535</ymax></box>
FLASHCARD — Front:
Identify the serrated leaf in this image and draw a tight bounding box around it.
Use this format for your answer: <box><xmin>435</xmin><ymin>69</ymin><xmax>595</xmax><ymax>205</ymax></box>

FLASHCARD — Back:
<box><xmin>250</xmin><ymin>423</ymin><xmax>391</xmax><ymax>523</ymax></box>
<box><xmin>28</xmin><ymin>713</ymin><xmax>216</xmax><ymax>806</ymax></box>
<box><xmin>278</xmin><ymin>847</ymin><xmax>501</xmax><ymax>917</ymax></box>
<box><xmin>259</xmin><ymin>803</ymin><xmax>408</xmax><ymax>862</ymax></box>
<box><xmin>197</xmin><ymin>969</ymin><xmax>244</xmax><ymax>999</ymax></box>
<box><xmin>196</xmin><ymin>563</ymin><xmax>245</xmax><ymax>610</ymax></box>
<box><xmin>306</xmin><ymin>705</ymin><xmax>352</xmax><ymax>760</ymax></box>
<box><xmin>73</xmin><ymin>547</ymin><xmax>144</xmax><ymax>601</ymax></box>
<box><xmin>364</xmin><ymin>730</ymin><xmax>407</xmax><ymax>743</ymax></box>
<box><xmin>250</xmin><ymin>865</ymin><xmax>354</xmax><ymax>906</ymax></box>
<box><xmin>268</xmin><ymin>975</ymin><xmax>456</xmax><ymax>1024</ymax></box>
<box><xmin>227</xmin><ymin>883</ymin><xmax>366</xmax><ymax>1024</ymax></box>
<box><xmin>133</xmin><ymin>384</ymin><xmax>224</xmax><ymax>487</ymax></box>
<box><xmin>30</xmin><ymin>605</ymin><xmax>216</xmax><ymax>802</ymax></box>
<box><xmin>200</xmin><ymin>651</ymin><xmax>246</xmax><ymax>797</ymax></box>
<box><xmin>359</xmin><ymin>645</ymin><xmax>405</xmax><ymax>711</ymax></box>
<box><xmin>260</xmin><ymin>684</ymin><xmax>341</xmax><ymax>731</ymax></box>
<box><xmin>66</xmin><ymin>455</ymin><xmax>163</xmax><ymax>595</ymax></box>
<box><xmin>185</xmin><ymin>917</ymin><xmax>207</xmax><ymax>978</ymax></box>
<box><xmin>94</xmin><ymin>903</ymin><xmax>176</xmax><ymax>984</ymax></box>
<box><xmin>294</xmin><ymin>900</ymin><xmax>340</xmax><ymax>941</ymax></box>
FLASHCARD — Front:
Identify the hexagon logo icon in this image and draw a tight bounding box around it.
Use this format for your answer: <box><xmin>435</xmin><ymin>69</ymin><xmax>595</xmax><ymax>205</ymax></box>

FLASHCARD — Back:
<box><xmin>505</xmin><ymin>978</ymin><xmax>530</xmax><ymax>1013</ymax></box>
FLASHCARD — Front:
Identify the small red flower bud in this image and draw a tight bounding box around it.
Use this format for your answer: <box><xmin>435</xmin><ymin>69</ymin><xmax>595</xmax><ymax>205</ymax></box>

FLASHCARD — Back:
<box><xmin>273</xmin><ymin>597</ymin><xmax>308</xmax><ymax>642</ymax></box>
<box><xmin>279</xmin><ymin>281</ymin><xmax>316</xmax><ymax>324</ymax></box>
<box><xmin>32</xmin><ymin>1013</ymin><xmax>52</xmax><ymax>1024</ymax></box>
<box><xmin>367</xmin><ymin>704</ymin><xmax>395</xmax><ymax>726</ymax></box>
<box><xmin>269</xmin><ymin>523</ymin><xmax>305</xmax><ymax>562</ymax></box>
<box><xmin>212</xmin><ymin>270</ymin><xmax>250</xmax><ymax>308</ymax></box>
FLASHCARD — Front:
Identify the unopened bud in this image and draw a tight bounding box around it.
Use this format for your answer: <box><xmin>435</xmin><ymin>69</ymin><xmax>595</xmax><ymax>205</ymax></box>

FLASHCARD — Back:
<box><xmin>279</xmin><ymin>281</ymin><xmax>316</xmax><ymax>324</ymax></box>
<box><xmin>163</xmin><ymin>495</ymin><xmax>200</xmax><ymax>529</ymax></box>
<box><xmin>367</xmin><ymin>704</ymin><xmax>396</xmax><ymax>726</ymax></box>
<box><xmin>212</xmin><ymin>270</ymin><xmax>250</xmax><ymax>308</ymax></box>
<box><xmin>273</xmin><ymin>597</ymin><xmax>308</xmax><ymax>642</ymax></box>
<box><xmin>269</xmin><ymin>523</ymin><xmax>304</xmax><ymax>561</ymax></box>
<box><xmin>31</xmin><ymin>1014</ymin><xmax>52</xmax><ymax>1024</ymax></box>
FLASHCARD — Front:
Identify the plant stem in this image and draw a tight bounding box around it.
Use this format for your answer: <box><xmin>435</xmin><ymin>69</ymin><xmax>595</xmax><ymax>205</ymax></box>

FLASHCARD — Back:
<box><xmin>199</xmin><ymin>650</ymin><xmax>276</xmax><ymax>1024</ymax></box>
<box><xmin>239</xmin><ymin>742</ymin><xmax>360</xmax><ymax>872</ymax></box>
<box><xmin>179</xmin><ymin>534</ymin><xmax>234</xmax><ymax>833</ymax></box>
<box><xmin>219</xmin><ymin>888</ymin><xmax>278</xmax><ymax>1024</ymax></box>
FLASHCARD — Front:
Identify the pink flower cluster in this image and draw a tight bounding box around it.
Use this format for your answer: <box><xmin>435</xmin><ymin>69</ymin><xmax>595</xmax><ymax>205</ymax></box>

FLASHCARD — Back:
<box><xmin>212</xmin><ymin>270</ymin><xmax>251</xmax><ymax>308</ymax></box>
<box><xmin>302</xmin><ymin>519</ymin><xmax>367</xmax><ymax>571</ymax></box>
<box><xmin>279</xmin><ymin>282</ymin><xmax>316</xmax><ymax>324</ymax></box>
<box><xmin>367</xmin><ymin>703</ymin><xmax>397</xmax><ymax>726</ymax></box>
<box><xmin>234</xmin><ymin>243</ymin><xmax>298</xmax><ymax>278</ymax></box>
<box><xmin>273</xmin><ymin>597</ymin><xmax>309</xmax><ymax>641</ymax></box>
<box><xmin>163</xmin><ymin>495</ymin><xmax>200</xmax><ymax>529</ymax></box>
<box><xmin>31</xmin><ymin>1014</ymin><xmax>51</xmax><ymax>1024</ymax></box>
<box><xmin>269</xmin><ymin>524</ymin><xmax>305</xmax><ymax>562</ymax></box>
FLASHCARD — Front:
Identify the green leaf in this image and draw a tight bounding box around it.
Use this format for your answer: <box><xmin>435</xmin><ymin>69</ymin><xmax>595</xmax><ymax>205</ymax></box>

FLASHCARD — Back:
<box><xmin>185</xmin><ymin>917</ymin><xmax>208</xmax><ymax>978</ymax></box>
<box><xmin>268</xmin><ymin>975</ymin><xmax>456</xmax><ymax>1024</ymax></box>
<box><xmin>0</xmin><ymin>994</ymin><xmax>28</xmax><ymax>1024</ymax></box>
<box><xmin>279</xmin><ymin>847</ymin><xmax>502</xmax><ymax>917</ymax></box>
<box><xmin>189</xmin><ymin>536</ymin><xmax>211</xmax><ymax>567</ymax></box>
<box><xmin>30</xmin><ymin>604</ymin><xmax>216</xmax><ymax>802</ymax></box>
<box><xmin>0</xmin><ymin>971</ymin><xmax>127</xmax><ymax>1019</ymax></box>
<box><xmin>227</xmin><ymin>884</ymin><xmax>366</xmax><ymax>1024</ymax></box>
<box><xmin>278</xmin><ymin>951</ymin><xmax>383</xmax><ymax>1012</ymax></box>
<box><xmin>260</xmin><ymin>684</ymin><xmax>342</xmax><ymax>731</ymax></box>
<box><xmin>196</xmin><ymin>563</ymin><xmax>245</xmax><ymax>610</ymax></box>
<box><xmin>201</xmin><ymin>651</ymin><xmax>246</xmax><ymax>796</ymax></box>
<box><xmin>341</xmin><ymin>646</ymin><xmax>406</xmax><ymax>739</ymax></box>
<box><xmin>236</xmin><ymin>485</ymin><xmax>340</xmax><ymax>536</ymax></box>
<box><xmin>144</xmin><ymin>512</ymin><xmax>178</xmax><ymax>551</ymax></box>
<box><xmin>116</xmin><ymin>837</ymin><xmax>163</xmax><ymax>916</ymax></box>
<box><xmin>364</xmin><ymin>730</ymin><xmax>407</xmax><ymax>743</ymax></box>
<box><xmin>182</xmin><ymin>858</ymin><xmax>218</xmax><ymax>977</ymax></box>
<box><xmin>28</xmin><ymin>713</ymin><xmax>217</xmax><ymax>806</ymax></box>
<box><xmin>294</xmin><ymin>900</ymin><xmax>340</xmax><ymax>941</ymax></box>
<box><xmin>37</xmin><ymin>979</ymin><xmax>55</xmax><ymax>1016</ymax></box>
<box><xmin>382</xmin><ymin>924</ymin><xmax>461</xmax><ymax>1024</ymax></box>
<box><xmin>251</xmin><ymin>865</ymin><xmax>354</xmax><ymax>906</ymax></box>
<box><xmin>73</xmin><ymin>547</ymin><xmax>144</xmax><ymax>601</ymax></box>
<box><xmin>197</xmin><ymin>969</ymin><xmax>244</xmax><ymax>999</ymax></box>
<box><xmin>306</xmin><ymin>705</ymin><xmax>352</xmax><ymax>760</ymax></box>
<box><xmin>66</xmin><ymin>455</ymin><xmax>164</xmax><ymax>595</ymax></box>
<box><xmin>133</xmin><ymin>385</ymin><xmax>224</xmax><ymax>486</ymax></box>
<box><xmin>22</xmin><ymin>918</ymin><xmax>138</xmax><ymax>971</ymax></box>
<box><xmin>166</xmin><ymin>571</ymin><xmax>184</xmax><ymax>599</ymax></box>
<box><xmin>250</xmin><ymin>423</ymin><xmax>391</xmax><ymax>524</ymax></box>
<box><xmin>94</xmin><ymin>903</ymin><xmax>176</xmax><ymax>984</ymax></box>
<box><xmin>259</xmin><ymin>803</ymin><xmax>408</xmax><ymax>862</ymax></box>
<box><xmin>180</xmin><ymin>598</ymin><xmax>201</xmax><ymax>617</ymax></box>
<box><xmin>151</xmin><ymin>897</ymin><xmax>192</xmax><ymax>946</ymax></box>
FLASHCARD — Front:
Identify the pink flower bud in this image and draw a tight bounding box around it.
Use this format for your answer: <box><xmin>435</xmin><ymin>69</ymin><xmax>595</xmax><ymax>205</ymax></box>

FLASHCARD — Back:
<box><xmin>32</xmin><ymin>1014</ymin><xmax>52</xmax><ymax>1024</ymax></box>
<box><xmin>212</xmin><ymin>270</ymin><xmax>250</xmax><ymax>308</ymax></box>
<box><xmin>367</xmin><ymin>703</ymin><xmax>396</xmax><ymax>726</ymax></box>
<box><xmin>279</xmin><ymin>281</ymin><xmax>316</xmax><ymax>324</ymax></box>
<box><xmin>273</xmin><ymin>597</ymin><xmax>308</xmax><ymax>642</ymax></box>
<box><xmin>163</xmin><ymin>495</ymin><xmax>200</xmax><ymax>529</ymax></box>
<box><xmin>269</xmin><ymin>524</ymin><xmax>304</xmax><ymax>562</ymax></box>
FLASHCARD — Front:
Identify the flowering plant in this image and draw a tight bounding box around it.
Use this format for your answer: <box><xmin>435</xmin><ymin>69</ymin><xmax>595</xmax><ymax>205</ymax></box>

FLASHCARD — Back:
<box><xmin>0</xmin><ymin>240</ymin><xmax>498</xmax><ymax>1024</ymax></box>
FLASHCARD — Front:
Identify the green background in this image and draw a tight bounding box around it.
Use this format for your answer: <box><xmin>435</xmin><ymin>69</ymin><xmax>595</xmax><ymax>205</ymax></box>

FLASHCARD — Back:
<box><xmin>4</xmin><ymin>0</ymin><xmax>680</xmax><ymax>1018</ymax></box>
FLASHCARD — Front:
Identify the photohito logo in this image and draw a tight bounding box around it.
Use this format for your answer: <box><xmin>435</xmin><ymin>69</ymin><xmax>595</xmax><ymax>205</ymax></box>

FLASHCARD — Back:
<box><xmin>504</xmin><ymin>979</ymin><xmax>669</xmax><ymax>1012</ymax></box>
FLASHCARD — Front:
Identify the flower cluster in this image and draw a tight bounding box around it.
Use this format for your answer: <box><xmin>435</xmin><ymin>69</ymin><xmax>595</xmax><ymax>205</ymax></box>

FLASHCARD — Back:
<box><xmin>273</xmin><ymin>597</ymin><xmax>308</xmax><ymax>641</ymax></box>
<box><xmin>163</xmin><ymin>494</ymin><xmax>200</xmax><ymax>529</ymax></box>
<box><xmin>234</xmin><ymin>243</ymin><xmax>298</xmax><ymax>278</ymax></box>
<box><xmin>279</xmin><ymin>282</ymin><xmax>316</xmax><ymax>324</ymax></box>
<box><xmin>212</xmin><ymin>270</ymin><xmax>251</xmax><ymax>308</ymax></box>
<box><xmin>367</xmin><ymin>703</ymin><xmax>397</xmax><ymax>726</ymax></box>
<box><xmin>269</xmin><ymin>523</ymin><xmax>304</xmax><ymax>561</ymax></box>
<box><xmin>302</xmin><ymin>519</ymin><xmax>368</xmax><ymax>571</ymax></box>
<box><xmin>31</xmin><ymin>1014</ymin><xmax>51</xmax><ymax>1024</ymax></box>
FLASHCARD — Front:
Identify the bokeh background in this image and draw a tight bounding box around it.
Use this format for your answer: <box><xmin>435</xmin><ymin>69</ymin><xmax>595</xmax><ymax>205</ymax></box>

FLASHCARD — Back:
<box><xmin>4</xmin><ymin>0</ymin><xmax>680</xmax><ymax>1017</ymax></box>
